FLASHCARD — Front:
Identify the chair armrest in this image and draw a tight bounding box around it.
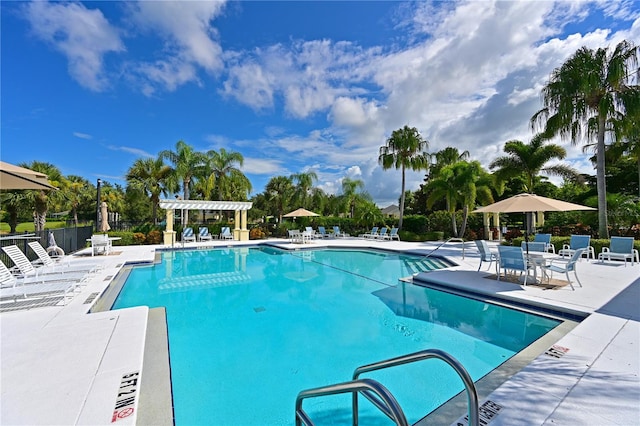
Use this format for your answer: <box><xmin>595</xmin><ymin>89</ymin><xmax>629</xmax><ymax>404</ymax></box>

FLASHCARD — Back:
<box><xmin>562</xmin><ymin>244</ymin><xmax>570</xmax><ymax>250</ymax></box>
<box><xmin>601</xmin><ymin>247</ymin><xmax>610</xmax><ymax>253</ymax></box>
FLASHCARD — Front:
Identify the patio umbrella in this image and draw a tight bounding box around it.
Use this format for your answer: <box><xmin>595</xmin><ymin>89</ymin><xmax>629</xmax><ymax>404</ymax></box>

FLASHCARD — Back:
<box><xmin>473</xmin><ymin>193</ymin><xmax>595</xmax><ymax>252</ymax></box>
<box><xmin>283</xmin><ymin>208</ymin><xmax>320</xmax><ymax>218</ymax></box>
<box><xmin>0</xmin><ymin>161</ymin><xmax>57</xmax><ymax>190</ymax></box>
<box><xmin>100</xmin><ymin>201</ymin><xmax>111</xmax><ymax>232</ymax></box>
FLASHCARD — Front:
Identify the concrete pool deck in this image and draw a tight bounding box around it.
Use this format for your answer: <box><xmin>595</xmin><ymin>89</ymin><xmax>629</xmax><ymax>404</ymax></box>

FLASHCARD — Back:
<box><xmin>1</xmin><ymin>238</ymin><xmax>638</xmax><ymax>425</ymax></box>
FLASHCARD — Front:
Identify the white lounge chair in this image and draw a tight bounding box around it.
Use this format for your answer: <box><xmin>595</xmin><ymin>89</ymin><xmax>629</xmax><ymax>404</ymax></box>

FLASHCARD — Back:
<box><xmin>198</xmin><ymin>227</ymin><xmax>213</xmax><ymax>241</ymax></box>
<box><xmin>0</xmin><ymin>260</ymin><xmax>76</xmax><ymax>304</ymax></box>
<box><xmin>317</xmin><ymin>226</ymin><xmax>330</xmax><ymax>238</ymax></box>
<box><xmin>2</xmin><ymin>245</ymin><xmax>89</xmax><ymax>283</ymax></box>
<box><xmin>360</xmin><ymin>227</ymin><xmax>379</xmax><ymax>239</ymax></box>
<box><xmin>182</xmin><ymin>227</ymin><xmax>196</xmax><ymax>243</ymax></box>
<box><xmin>375</xmin><ymin>228</ymin><xmax>388</xmax><ymax>240</ymax></box>
<box><xmin>598</xmin><ymin>236</ymin><xmax>639</xmax><ymax>266</ymax></box>
<box><xmin>386</xmin><ymin>227</ymin><xmax>400</xmax><ymax>241</ymax></box>
<box><xmin>332</xmin><ymin>226</ymin><xmax>349</xmax><ymax>238</ymax></box>
<box><xmin>28</xmin><ymin>241</ymin><xmax>99</xmax><ymax>274</ymax></box>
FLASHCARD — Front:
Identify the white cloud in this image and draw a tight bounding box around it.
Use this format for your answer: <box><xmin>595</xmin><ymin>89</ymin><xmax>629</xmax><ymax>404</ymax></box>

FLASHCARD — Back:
<box><xmin>108</xmin><ymin>145</ymin><xmax>155</xmax><ymax>158</ymax></box>
<box><xmin>24</xmin><ymin>1</ymin><xmax>124</xmax><ymax>92</ymax></box>
<box><xmin>73</xmin><ymin>132</ymin><xmax>93</xmax><ymax>140</ymax></box>
<box><xmin>126</xmin><ymin>0</ymin><xmax>226</xmax><ymax>95</ymax></box>
<box><xmin>242</xmin><ymin>158</ymin><xmax>284</xmax><ymax>175</ymax></box>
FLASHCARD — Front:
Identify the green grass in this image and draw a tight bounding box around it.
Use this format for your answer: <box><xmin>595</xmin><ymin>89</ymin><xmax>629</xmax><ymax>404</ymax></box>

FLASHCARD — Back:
<box><xmin>0</xmin><ymin>221</ymin><xmax>68</xmax><ymax>234</ymax></box>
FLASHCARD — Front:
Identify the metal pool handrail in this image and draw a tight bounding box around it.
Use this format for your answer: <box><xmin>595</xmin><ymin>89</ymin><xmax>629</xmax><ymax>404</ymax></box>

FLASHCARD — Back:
<box><xmin>295</xmin><ymin>378</ymin><xmax>408</xmax><ymax>426</ymax></box>
<box><xmin>352</xmin><ymin>348</ymin><xmax>479</xmax><ymax>426</ymax></box>
<box><xmin>420</xmin><ymin>237</ymin><xmax>467</xmax><ymax>261</ymax></box>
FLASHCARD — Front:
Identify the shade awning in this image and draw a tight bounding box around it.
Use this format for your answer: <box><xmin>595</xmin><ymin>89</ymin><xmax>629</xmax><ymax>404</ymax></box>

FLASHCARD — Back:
<box><xmin>158</xmin><ymin>200</ymin><xmax>252</xmax><ymax>211</ymax></box>
<box><xmin>0</xmin><ymin>161</ymin><xmax>57</xmax><ymax>190</ymax></box>
<box><xmin>473</xmin><ymin>193</ymin><xmax>595</xmax><ymax>213</ymax></box>
<box><xmin>283</xmin><ymin>208</ymin><xmax>320</xmax><ymax>217</ymax></box>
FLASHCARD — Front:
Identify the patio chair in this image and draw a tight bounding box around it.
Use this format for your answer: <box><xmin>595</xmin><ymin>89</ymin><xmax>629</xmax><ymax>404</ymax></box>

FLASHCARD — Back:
<box><xmin>558</xmin><ymin>235</ymin><xmax>595</xmax><ymax>260</ymax></box>
<box><xmin>332</xmin><ymin>226</ymin><xmax>349</xmax><ymax>238</ymax></box>
<box><xmin>90</xmin><ymin>234</ymin><xmax>112</xmax><ymax>256</ymax></box>
<box><xmin>1</xmin><ymin>245</ymin><xmax>89</xmax><ymax>283</ymax></box>
<box><xmin>542</xmin><ymin>248</ymin><xmax>586</xmax><ymax>290</ymax></box>
<box><xmin>220</xmin><ymin>227</ymin><xmax>234</xmax><ymax>240</ymax></box>
<box><xmin>533</xmin><ymin>233</ymin><xmax>555</xmax><ymax>253</ymax></box>
<box><xmin>27</xmin><ymin>241</ymin><xmax>99</xmax><ymax>274</ymax></box>
<box><xmin>475</xmin><ymin>240</ymin><xmax>498</xmax><ymax>273</ymax></box>
<box><xmin>302</xmin><ymin>227</ymin><xmax>316</xmax><ymax>242</ymax></box>
<box><xmin>497</xmin><ymin>246</ymin><xmax>535</xmax><ymax>285</ymax></box>
<box><xmin>374</xmin><ymin>227</ymin><xmax>389</xmax><ymax>240</ymax></box>
<box><xmin>198</xmin><ymin>227</ymin><xmax>213</xmax><ymax>242</ymax></box>
<box><xmin>182</xmin><ymin>227</ymin><xmax>196</xmax><ymax>243</ymax></box>
<box><xmin>360</xmin><ymin>227</ymin><xmax>379</xmax><ymax>239</ymax></box>
<box><xmin>0</xmin><ymin>260</ymin><xmax>77</xmax><ymax>304</ymax></box>
<box><xmin>598</xmin><ymin>236</ymin><xmax>639</xmax><ymax>266</ymax></box>
<box><xmin>386</xmin><ymin>227</ymin><xmax>400</xmax><ymax>241</ymax></box>
<box><xmin>520</xmin><ymin>241</ymin><xmax>548</xmax><ymax>253</ymax></box>
<box><xmin>317</xmin><ymin>226</ymin><xmax>330</xmax><ymax>238</ymax></box>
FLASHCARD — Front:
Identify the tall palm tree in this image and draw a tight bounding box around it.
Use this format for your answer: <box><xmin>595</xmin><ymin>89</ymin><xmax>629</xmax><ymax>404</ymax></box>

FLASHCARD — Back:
<box><xmin>292</xmin><ymin>171</ymin><xmax>318</xmax><ymax>209</ymax></box>
<box><xmin>22</xmin><ymin>161</ymin><xmax>62</xmax><ymax>231</ymax></box>
<box><xmin>206</xmin><ymin>148</ymin><xmax>249</xmax><ymax>200</ymax></box>
<box><xmin>489</xmin><ymin>134</ymin><xmax>580</xmax><ymax>193</ymax></box>
<box><xmin>126</xmin><ymin>157</ymin><xmax>173</xmax><ymax>224</ymax></box>
<box><xmin>426</xmin><ymin>160</ymin><xmax>489</xmax><ymax>237</ymax></box>
<box><xmin>159</xmin><ymin>140</ymin><xmax>207</xmax><ymax>225</ymax></box>
<box><xmin>428</xmin><ymin>147</ymin><xmax>470</xmax><ymax>179</ymax></box>
<box><xmin>379</xmin><ymin>125</ymin><xmax>429</xmax><ymax>229</ymax></box>
<box><xmin>65</xmin><ymin>175</ymin><xmax>93</xmax><ymax>226</ymax></box>
<box><xmin>265</xmin><ymin>176</ymin><xmax>294</xmax><ymax>223</ymax></box>
<box><xmin>531</xmin><ymin>39</ymin><xmax>639</xmax><ymax>238</ymax></box>
<box><xmin>340</xmin><ymin>177</ymin><xmax>365</xmax><ymax>218</ymax></box>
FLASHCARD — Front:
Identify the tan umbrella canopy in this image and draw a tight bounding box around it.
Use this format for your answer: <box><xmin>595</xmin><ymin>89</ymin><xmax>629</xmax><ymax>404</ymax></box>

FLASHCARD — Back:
<box><xmin>473</xmin><ymin>193</ymin><xmax>595</xmax><ymax>214</ymax></box>
<box><xmin>0</xmin><ymin>161</ymin><xmax>57</xmax><ymax>190</ymax></box>
<box><xmin>283</xmin><ymin>208</ymin><xmax>320</xmax><ymax>218</ymax></box>
<box><xmin>100</xmin><ymin>201</ymin><xmax>111</xmax><ymax>232</ymax></box>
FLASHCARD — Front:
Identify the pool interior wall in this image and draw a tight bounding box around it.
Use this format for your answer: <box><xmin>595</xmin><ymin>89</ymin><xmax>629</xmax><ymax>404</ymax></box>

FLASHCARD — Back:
<box><xmin>98</xmin><ymin>246</ymin><xmax>582</xmax><ymax>425</ymax></box>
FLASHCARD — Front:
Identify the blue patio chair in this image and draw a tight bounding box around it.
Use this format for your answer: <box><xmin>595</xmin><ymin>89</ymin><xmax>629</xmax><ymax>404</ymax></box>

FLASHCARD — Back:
<box><xmin>598</xmin><ymin>236</ymin><xmax>639</xmax><ymax>266</ymax></box>
<box><xmin>520</xmin><ymin>241</ymin><xmax>548</xmax><ymax>253</ymax></box>
<box><xmin>558</xmin><ymin>235</ymin><xmax>594</xmax><ymax>259</ymax></box>
<box><xmin>360</xmin><ymin>227</ymin><xmax>378</xmax><ymax>239</ymax></box>
<box><xmin>542</xmin><ymin>248</ymin><xmax>586</xmax><ymax>290</ymax></box>
<box><xmin>198</xmin><ymin>227</ymin><xmax>213</xmax><ymax>241</ymax></box>
<box><xmin>220</xmin><ymin>227</ymin><xmax>233</xmax><ymax>240</ymax></box>
<box><xmin>475</xmin><ymin>240</ymin><xmax>498</xmax><ymax>273</ymax></box>
<box><xmin>333</xmin><ymin>226</ymin><xmax>349</xmax><ymax>238</ymax></box>
<box><xmin>317</xmin><ymin>226</ymin><xmax>330</xmax><ymax>238</ymax></box>
<box><xmin>497</xmin><ymin>246</ymin><xmax>535</xmax><ymax>285</ymax></box>
<box><xmin>387</xmin><ymin>227</ymin><xmax>400</xmax><ymax>241</ymax></box>
<box><xmin>533</xmin><ymin>233</ymin><xmax>555</xmax><ymax>253</ymax></box>
<box><xmin>375</xmin><ymin>228</ymin><xmax>388</xmax><ymax>240</ymax></box>
<box><xmin>182</xmin><ymin>227</ymin><xmax>196</xmax><ymax>243</ymax></box>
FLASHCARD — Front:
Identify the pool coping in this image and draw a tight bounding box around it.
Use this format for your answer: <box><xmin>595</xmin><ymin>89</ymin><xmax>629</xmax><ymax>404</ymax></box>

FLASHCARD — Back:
<box><xmin>1</xmin><ymin>238</ymin><xmax>638</xmax><ymax>425</ymax></box>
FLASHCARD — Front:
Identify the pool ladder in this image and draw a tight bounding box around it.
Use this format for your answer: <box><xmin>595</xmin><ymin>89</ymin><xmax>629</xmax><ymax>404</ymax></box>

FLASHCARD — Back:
<box><xmin>295</xmin><ymin>348</ymin><xmax>479</xmax><ymax>426</ymax></box>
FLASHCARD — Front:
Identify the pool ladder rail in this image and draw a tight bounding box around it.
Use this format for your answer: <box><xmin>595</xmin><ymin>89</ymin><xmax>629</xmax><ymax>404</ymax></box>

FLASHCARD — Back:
<box><xmin>295</xmin><ymin>348</ymin><xmax>479</xmax><ymax>426</ymax></box>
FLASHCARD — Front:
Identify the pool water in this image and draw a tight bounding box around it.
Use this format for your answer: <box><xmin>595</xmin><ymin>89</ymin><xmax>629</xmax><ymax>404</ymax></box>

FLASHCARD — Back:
<box><xmin>112</xmin><ymin>247</ymin><xmax>560</xmax><ymax>425</ymax></box>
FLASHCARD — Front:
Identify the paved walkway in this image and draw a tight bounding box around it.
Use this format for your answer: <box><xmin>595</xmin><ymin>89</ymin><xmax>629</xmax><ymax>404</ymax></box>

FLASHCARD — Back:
<box><xmin>1</xmin><ymin>238</ymin><xmax>638</xmax><ymax>425</ymax></box>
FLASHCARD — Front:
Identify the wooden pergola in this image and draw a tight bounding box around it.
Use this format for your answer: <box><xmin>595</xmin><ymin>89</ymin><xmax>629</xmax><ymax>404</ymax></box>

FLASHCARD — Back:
<box><xmin>158</xmin><ymin>199</ymin><xmax>253</xmax><ymax>243</ymax></box>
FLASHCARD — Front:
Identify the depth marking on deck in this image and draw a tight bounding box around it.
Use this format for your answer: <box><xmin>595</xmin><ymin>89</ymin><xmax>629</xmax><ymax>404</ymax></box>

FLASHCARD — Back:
<box><xmin>456</xmin><ymin>400</ymin><xmax>503</xmax><ymax>425</ymax></box>
<box><xmin>111</xmin><ymin>371</ymin><xmax>140</xmax><ymax>422</ymax></box>
<box><xmin>545</xmin><ymin>344</ymin><xmax>570</xmax><ymax>358</ymax></box>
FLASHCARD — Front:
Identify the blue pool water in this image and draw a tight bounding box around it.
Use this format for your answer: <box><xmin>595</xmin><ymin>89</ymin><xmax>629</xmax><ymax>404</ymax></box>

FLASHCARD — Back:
<box><xmin>112</xmin><ymin>247</ymin><xmax>560</xmax><ymax>425</ymax></box>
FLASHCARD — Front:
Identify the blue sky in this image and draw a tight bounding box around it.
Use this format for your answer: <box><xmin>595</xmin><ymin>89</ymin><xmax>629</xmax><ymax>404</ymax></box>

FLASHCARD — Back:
<box><xmin>2</xmin><ymin>1</ymin><xmax>639</xmax><ymax>207</ymax></box>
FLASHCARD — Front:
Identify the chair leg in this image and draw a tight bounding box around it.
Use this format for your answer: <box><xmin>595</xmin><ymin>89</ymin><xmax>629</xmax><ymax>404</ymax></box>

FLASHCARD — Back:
<box><xmin>564</xmin><ymin>271</ymin><xmax>575</xmax><ymax>290</ymax></box>
<box><xmin>573</xmin><ymin>270</ymin><xmax>582</xmax><ymax>288</ymax></box>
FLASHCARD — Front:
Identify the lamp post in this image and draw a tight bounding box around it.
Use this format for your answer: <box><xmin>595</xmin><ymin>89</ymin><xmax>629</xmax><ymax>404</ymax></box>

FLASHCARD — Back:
<box><xmin>96</xmin><ymin>179</ymin><xmax>102</xmax><ymax>232</ymax></box>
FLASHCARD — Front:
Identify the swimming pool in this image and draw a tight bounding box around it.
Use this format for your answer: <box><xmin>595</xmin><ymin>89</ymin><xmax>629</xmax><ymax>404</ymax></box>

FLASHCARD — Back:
<box><xmin>112</xmin><ymin>246</ymin><xmax>560</xmax><ymax>425</ymax></box>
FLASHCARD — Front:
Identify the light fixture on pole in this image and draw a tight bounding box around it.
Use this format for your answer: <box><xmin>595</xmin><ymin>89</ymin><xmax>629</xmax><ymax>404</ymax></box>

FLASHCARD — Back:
<box><xmin>96</xmin><ymin>179</ymin><xmax>102</xmax><ymax>231</ymax></box>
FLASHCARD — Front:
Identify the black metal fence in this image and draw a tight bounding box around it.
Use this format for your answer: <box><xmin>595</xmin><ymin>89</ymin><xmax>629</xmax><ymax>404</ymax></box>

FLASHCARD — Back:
<box><xmin>0</xmin><ymin>226</ymin><xmax>94</xmax><ymax>267</ymax></box>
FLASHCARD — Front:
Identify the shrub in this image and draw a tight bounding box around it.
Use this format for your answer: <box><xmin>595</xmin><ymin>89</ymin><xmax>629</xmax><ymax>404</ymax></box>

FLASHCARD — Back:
<box><xmin>424</xmin><ymin>231</ymin><xmax>444</xmax><ymax>241</ymax></box>
<box><xmin>250</xmin><ymin>227</ymin><xmax>266</xmax><ymax>239</ymax></box>
<box><xmin>132</xmin><ymin>232</ymin><xmax>146</xmax><ymax>245</ymax></box>
<box><xmin>146</xmin><ymin>230</ymin><xmax>162</xmax><ymax>244</ymax></box>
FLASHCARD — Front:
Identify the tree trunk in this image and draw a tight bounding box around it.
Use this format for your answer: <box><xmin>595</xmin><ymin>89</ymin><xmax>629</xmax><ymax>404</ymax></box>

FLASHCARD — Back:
<box><xmin>459</xmin><ymin>205</ymin><xmax>469</xmax><ymax>238</ymax></box>
<box><xmin>399</xmin><ymin>165</ymin><xmax>406</xmax><ymax>229</ymax></box>
<box><xmin>596</xmin><ymin>116</ymin><xmax>609</xmax><ymax>238</ymax></box>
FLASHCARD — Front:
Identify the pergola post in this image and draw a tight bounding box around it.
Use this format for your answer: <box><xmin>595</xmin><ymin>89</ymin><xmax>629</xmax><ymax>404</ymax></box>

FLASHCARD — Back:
<box><xmin>163</xmin><ymin>209</ymin><xmax>176</xmax><ymax>246</ymax></box>
<box><xmin>483</xmin><ymin>213</ymin><xmax>490</xmax><ymax>240</ymax></box>
<box><xmin>493</xmin><ymin>213</ymin><xmax>500</xmax><ymax>241</ymax></box>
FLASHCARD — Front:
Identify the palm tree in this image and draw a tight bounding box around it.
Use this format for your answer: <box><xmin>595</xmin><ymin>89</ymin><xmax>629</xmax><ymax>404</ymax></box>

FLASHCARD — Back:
<box><xmin>608</xmin><ymin>106</ymin><xmax>640</xmax><ymax>197</ymax></box>
<box><xmin>531</xmin><ymin>39</ymin><xmax>639</xmax><ymax>238</ymax></box>
<box><xmin>489</xmin><ymin>134</ymin><xmax>580</xmax><ymax>193</ymax></box>
<box><xmin>206</xmin><ymin>148</ymin><xmax>249</xmax><ymax>200</ymax></box>
<box><xmin>126</xmin><ymin>157</ymin><xmax>173</xmax><ymax>224</ymax></box>
<box><xmin>159</xmin><ymin>140</ymin><xmax>207</xmax><ymax>225</ymax></box>
<box><xmin>292</xmin><ymin>171</ymin><xmax>318</xmax><ymax>209</ymax></box>
<box><xmin>379</xmin><ymin>125</ymin><xmax>429</xmax><ymax>229</ymax></box>
<box><xmin>65</xmin><ymin>175</ymin><xmax>93</xmax><ymax>226</ymax></box>
<box><xmin>265</xmin><ymin>176</ymin><xmax>294</xmax><ymax>223</ymax></box>
<box><xmin>340</xmin><ymin>177</ymin><xmax>365</xmax><ymax>218</ymax></box>
<box><xmin>0</xmin><ymin>190</ymin><xmax>28</xmax><ymax>233</ymax></box>
<box><xmin>426</xmin><ymin>160</ymin><xmax>488</xmax><ymax>238</ymax></box>
<box><xmin>22</xmin><ymin>162</ymin><xmax>62</xmax><ymax>231</ymax></box>
<box><xmin>428</xmin><ymin>147</ymin><xmax>470</xmax><ymax>179</ymax></box>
